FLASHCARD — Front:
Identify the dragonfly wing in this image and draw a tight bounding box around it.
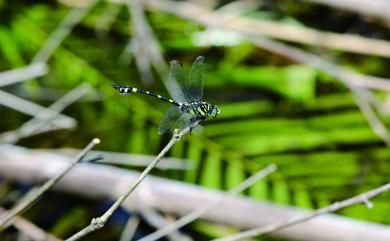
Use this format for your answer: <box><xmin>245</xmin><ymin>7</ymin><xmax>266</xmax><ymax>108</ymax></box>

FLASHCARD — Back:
<box><xmin>167</xmin><ymin>60</ymin><xmax>188</xmax><ymax>102</ymax></box>
<box><xmin>158</xmin><ymin>106</ymin><xmax>183</xmax><ymax>134</ymax></box>
<box><xmin>187</xmin><ymin>56</ymin><xmax>205</xmax><ymax>101</ymax></box>
<box><xmin>178</xmin><ymin>113</ymin><xmax>192</xmax><ymax>131</ymax></box>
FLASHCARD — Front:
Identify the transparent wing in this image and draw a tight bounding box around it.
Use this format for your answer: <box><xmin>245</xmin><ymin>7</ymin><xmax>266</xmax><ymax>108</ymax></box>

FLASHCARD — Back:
<box><xmin>178</xmin><ymin>113</ymin><xmax>192</xmax><ymax>131</ymax></box>
<box><xmin>158</xmin><ymin>107</ymin><xmax>183</xmax><ymax>134</ymax></box>
<box><xmin>167</xmin><ymin>60</ymin><xmax>188</xmax><ymax>102</ymax></box>
<box><xmin>187</xmin><ymin>56</ymin><xmax>205</xmax><ymax>101</ymax></box>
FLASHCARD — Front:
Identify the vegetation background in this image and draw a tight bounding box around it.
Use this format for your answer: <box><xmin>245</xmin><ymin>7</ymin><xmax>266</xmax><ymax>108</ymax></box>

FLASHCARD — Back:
<box><xmin>0</xmin><ymin>0</ymin><xmax>390</xmax><ymax>240</ymax></box>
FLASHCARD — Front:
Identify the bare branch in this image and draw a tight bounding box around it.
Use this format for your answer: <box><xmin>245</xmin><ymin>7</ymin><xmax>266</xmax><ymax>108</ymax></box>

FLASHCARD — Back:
<box><xmin>0</xmin><ymin>83</ymin><xmax>91</xmax><ymax>144</ymax></box>
<box><xmin>138</xmin><ymin>164</ymin><xmax>277</xmax><ymax>241</ymax></box>
<box><xmin>31</xmin><ymin>148</ymin><xmax>192</xmax><ymax>170</ymax></box>
<box><xmin>139</xmin><ymin>203</ymin><xmax>193</xmax><ymax>241</ymax></box>
<box><xmin>301</xmin><ymin>0</ymin><xmax>390</xmax><ymax>24</ymax></box>
<box><xmin>353</xmin><ymin>93</ymin><xmax>390</xmax><ymax>146</ymax></box>
<box><xmin>0</xmin><ymin>89</ymin><xmax>75</xmax><ymax>129</ymax></box>
<box><xmin>95</xmin><ymin>2</ymin><xmax>122</xmax><ymax>37</ymax></box>
<box><xmin>128</xmin><ymin>0</ymin><xmax>168</xmax><ymax>84</ymax></box>
<box><xmin>213</xmin><ymin>183</ymin><xmax>390</xmax><ymax>241</ymax></box>
<box><xmin>134</xmin><ymin>0</ymin><xmax>390</xmax><ymax>91</ymax></box>
<box><xmin>32</xmin><ymin>0</ymin><xmax>97</xmax><ymax>63</ymax></box>
<box><xmin>1</xmin><ymin>146</ymin><xmax>390</xmax><ymax>241</ymax></box>
<box><xmin>239</xmin><ymin>36</ymin><xmax>390</xmax><ymax>148</ymax></box>
<box><xmin>65</xmin><ymin>124</ymin><xmax>199</xmax><ymax>241</ymax></box>
<box><xmin>0</xmin><ymin>207</ymin><xmax>62</xmax><ymax>241</ymax></box>
<box><xmin>118</xmin><ymin>216</ymin><xmax>140</xmax><ymax>241</ymax></box>
<box><xmin>141</xmin><ymin>0</ymin><xmax>390</xmax><ymax>58</ymax></box>
<box><xmin>0</xmin><ymin>63</ymin><xmax>48</xmax><ymax>87</ymax></box>
<box><xmin>0</xmin><ymin>138</ymin><xmax>100</xmax><ymax>229</ymax></box>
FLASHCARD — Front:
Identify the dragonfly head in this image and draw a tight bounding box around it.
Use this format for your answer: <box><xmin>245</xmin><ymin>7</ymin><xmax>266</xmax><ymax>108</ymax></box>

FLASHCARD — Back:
<box><xmin>210</xmin><ymin>104</ymin><xmax>220</xmax><ymax>118</ymax></box>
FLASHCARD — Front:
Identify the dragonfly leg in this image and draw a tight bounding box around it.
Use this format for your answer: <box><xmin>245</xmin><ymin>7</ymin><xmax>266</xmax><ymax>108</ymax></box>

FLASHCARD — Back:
<box><xmin>189</xmin><ymin>117</ymin><xmax>205</xmax><ymax>134</ymax></box>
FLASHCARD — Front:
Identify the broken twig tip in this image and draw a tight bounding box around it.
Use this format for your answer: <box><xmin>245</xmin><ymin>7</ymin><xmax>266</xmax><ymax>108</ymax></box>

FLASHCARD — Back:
<box><xmin>361</xmin><ymin>195</ymin><xmax>374</xmax><ymax>209</ymax></box>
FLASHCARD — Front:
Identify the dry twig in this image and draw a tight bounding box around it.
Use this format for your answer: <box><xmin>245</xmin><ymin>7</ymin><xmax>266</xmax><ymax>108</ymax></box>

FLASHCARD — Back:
<box><xmin>138</xmin><ymin>164</ymin><xmax>277</xmax><ymax>241</ymax></box>
<box><xmin>65</xmin><ymin>124</ymin><xmax>199</xmax><ymax>241</ymax></box>
<box><xmin>137</xmin><ymin>0</ymin><xmax>390</xmax><ymax>90</ymax></box>
<box><xmin>0</xmin><ymin>89</ymin><xmax>75</xmax><ymax>129</ymax></box>
<box><xmin>95</xmin><ymin>2</ymin><xmax>122</xmax><ymax>37</ymax></box>
<box><xmin>0</xmin><ymin>83</ymin><xmax>91</xmax><ymax>144</ymax></box>
<box><xmin>212</xmin><ymin>183</ymin><xmax>390</xmax><ymax>241</ymax></box>
<box><xmin>301</xmin><ymin>0</ymin><xmax>390</xmax><ymax>24</ymax></box>
<box><xmin>0</xmin><ymin>63</ymin><xmax>48</xmax><ymax>87</ymax></box>
<box><xmin>1</xmin><ymin>146</ymin><xmax>389</xmax><ymax>241</ymax></box>
<box><xmin>0</xmin><ymin>207</ymin><xmax>62</xmax><ymax>241</ymax></box>
<box><xmin>118</xmin><ymin>216</ymin><xmax>140</xmax><ymax>241</ymax></box>
<box><xmin>32</xmin><ymin>0</ymin><xmax>97</xmax><ymax>63</ymax></box>
<box><xmin>139</xmin><ymin>203</ymin><xmax>193</xmax><ymax>241</ymax></box>
<box><xmin>127</xmin><ymin>0</ymin><xmax>168</xmax><ymax>85</ymax></box>
<box><xmin>0</xmin><ymin>138</ymin><xmax>100</xmax><ymax>229</ymax></box>
<box><xmin>141</xmin><ymin>0</ymin><xmax>390</xmax><ymax>58</ymax></box>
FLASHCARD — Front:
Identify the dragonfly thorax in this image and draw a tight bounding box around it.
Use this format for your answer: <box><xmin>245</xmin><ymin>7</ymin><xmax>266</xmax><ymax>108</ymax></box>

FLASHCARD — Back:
<box><xmin>183</xmin><ymin>101</ymin><xmax>220</xmax><ymax>118</ymax></box>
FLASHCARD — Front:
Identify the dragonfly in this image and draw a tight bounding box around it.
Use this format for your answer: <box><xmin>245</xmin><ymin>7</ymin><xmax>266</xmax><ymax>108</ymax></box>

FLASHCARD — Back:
<box><xmin>112</xmin><ymin>56</ymin><xmax>220</xmax><ymax>134</ymax></box>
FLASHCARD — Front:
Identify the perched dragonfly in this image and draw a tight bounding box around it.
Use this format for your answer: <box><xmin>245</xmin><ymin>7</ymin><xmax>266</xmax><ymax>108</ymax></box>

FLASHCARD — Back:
<box><xmin>113</xmin><ymin>56</ymin><xmax>220</xmax><ymax>134</ymax></box>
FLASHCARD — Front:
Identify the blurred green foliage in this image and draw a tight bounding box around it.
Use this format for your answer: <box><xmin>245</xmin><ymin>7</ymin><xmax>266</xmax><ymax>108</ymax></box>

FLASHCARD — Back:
<box><xmin>1</xmin><ymin>1</ymin><xmax>390</xmax><ymax>240</ymax></box>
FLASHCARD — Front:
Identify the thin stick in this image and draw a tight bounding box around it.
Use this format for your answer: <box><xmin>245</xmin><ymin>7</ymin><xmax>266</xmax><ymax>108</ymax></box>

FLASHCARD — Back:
<box><xmin>239</xmin><ymin>35</ymin><xmax>390</xmax><ymax>148</ymax></box>
<box><xmin>139</xmin><ymin>203</ymin><xmax>193</xmax><ymax>241</ymax></box>
<box><xmin>0</xmin><ymin>138</ymin><xmax>100</xmax><ymax>229</ymax></box>
<box><xmin>140</xmin><ymin>0</ymin><xmax>390</xmax><ymax>90</ymax></box>
<box><xmin>212</xmin><ymin>183</ymin><xmax>390</xmax><ymax>241</ymax></box>
<box><xmin>35</xmin><ymin>149</ymin><xmax>191</xmax><ymax>170</ymax></box>
<box><xmin>32</xmin><ymin>0</ymin><xmax>97</xmax><ymax>63</ymax></box>
<box><xmin>95</xmin><ymin>3</ymin><xmax>122</xmax><ymax>37</ymax></box>
<box><xmin>0</xmin><ymin>83</ymin><xmax>91</xmax><ymax>144</ymax></box>
<box><xmin>353</xmin><ymin>92</ymin><xmax>390</xmax><ymax>146</ymax></box>
<box><xmin>128</xmin><ymin>0</ymin><xmax>168</xmax><ymax>85</ymax></box>
<box><xmin>0</xmin><ymin>207</ymin><xmax>62</xmax><ymax>241</ymax></box>
<box><xmin>141</xmin><ymin>0</ymin><xmax>390</xmax><ymax>58</ymax></box>
<box><xmin>0</xmin><ymin>89</ymin><xmax>75</xmax><ymax>128</ymax></box>
<box><xmin>300</xmin><ymin>0</ymin><xmax>390</xmax><ymax>24</ymax></box>
<box><xmin>65</xmin><ymin>124</ymin><xmax>198</xmax><ymax>241</ymax></box>
<box><xmin>118</xmin><ymin>216</ymin><xmax>140</xmax><ymax>241</ymax></box>
<box><xmin>138</xmin><ymin>164</ymin><xmax>277</xmax><ymax>241</ymax></box>
<box><xmin>0</xmin><ymin>63</ymin><xmax>48</xmax><ymax>87</ymax></box>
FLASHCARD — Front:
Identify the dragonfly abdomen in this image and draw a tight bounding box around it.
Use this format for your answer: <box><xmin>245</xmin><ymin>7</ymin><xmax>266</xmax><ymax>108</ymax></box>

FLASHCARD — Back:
<box><xmin>112</xmin><ymin>84</ymin><xmax>182</xmax><ymax>107</ymax></box>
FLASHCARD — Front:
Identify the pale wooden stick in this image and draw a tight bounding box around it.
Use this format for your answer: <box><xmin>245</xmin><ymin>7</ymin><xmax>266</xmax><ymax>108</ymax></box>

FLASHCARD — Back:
<box><xmin>0</xmin><ymin>83</ymin><xmax>91</xmax><ymax>144</ymax></box>
<box><xmin>118</xmin><ymin>216</ymin><xmax>140</xmax><ymax>241</ymax></box>
<box><xmin>0</xmin><ymin>90</ymin><xmax>75</xmax><ymax>129</ymax></box>
<box><xmin>65</xmin><ymin>124</ymin><xmax>199</xmax><ymax>241</ymax></box>
<box><xmin>1</xmin><ymin>147</ymin><xmax>389</xmax><ymax>241</ymax></box>
<box><xmin>213</xmin><ymin>183</ymin><xmax>390</xmax><ymax>241</ymax></box>
<box><xmin>301</xmin><ymin>0</ymin><xmax>390</xmax><ymax>23</ymax></box>
<box><xmin>32</xmin><ymin>0</ymin><xmax>97</xmax><ymax>63</ymax></box>
<box><xmin>0</xmin><ymin>138</ymin><xmax>100</xmax><ymax>228</ymax></box>
<box><xmin>128</xmin><ymin>0</ymin><xmax>168</xmax><ymax>85</ymax></box>
<box><xmin>0</xmin><ymin>63</ymin><xmax>48</xmax><ymax>87</ymax></box>
<box><xmin>141</xmin><ymin>0</ymin><xmax>390</xmax><ymax>58</ymax></box>
<box><xmin>138</xmin><ymin>164</ymin><xmax>277</xmax><ymax>241</ymax></box>
<box><xmin>0</xmin><ymin>207</ymin><xmax>62</xmax><ymax>241</ymax></box>
<box><xmin>95</xmin><ymin>3</ymin><xmax>122</xmax><ymax>37</ymax></box>
<box><xmin>138</xmin><ymin>203</ymin><xmax>193</xmax><ymax>241</ymax></box>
